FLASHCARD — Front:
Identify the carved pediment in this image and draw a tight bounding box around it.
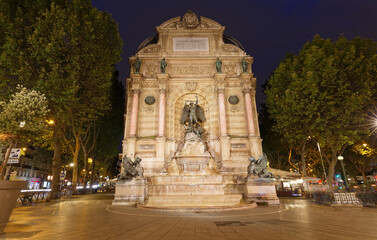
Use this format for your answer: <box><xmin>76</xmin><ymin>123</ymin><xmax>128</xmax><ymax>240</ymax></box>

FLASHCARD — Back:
<box><xmin>139</xmin><ymin>44</ymin><xmax>161</xmax><ymax>54</ymax></box>
<box><xmin>221</xmin><ymin>44</ymin><xmax>243</xmax><ymax>53</ymax></box>
<box><xmin>159</xmin><ymin>11</ymin><xmax>222</xmax><ymax>30</ymax></box>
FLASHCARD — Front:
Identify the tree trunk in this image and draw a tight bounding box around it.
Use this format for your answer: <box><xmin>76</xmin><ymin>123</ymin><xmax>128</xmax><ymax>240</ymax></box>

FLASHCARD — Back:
<box><xmin>0</xmin><ymin>143</ymin><xmax>14</xmax><ymax>180</ymax></box>
<box><xmin>362</xmin><ymin>171</ymin><xmax>367</xmax><ymax>183</ymax></box>
<box><xmin>83</xmin><ymin>148</ymin><xmax>88</xmax><ymax>190</ymax></box>
<box><xmin>71</xmin><ymin>139</ymin><xmax>80</xmax><ymax>191</ymax></box>
<box><xmin>51</xmin><ymin>128</ymin><xmax>62</xmax><ymax>199</ymax></box>
<box><xmin>327</xmin><ymin>158</ymin><xmax>337</xmax><ymax>191</ymax></box>
<box><xmin>91</xmin><ymin>157</ymin><xmax>95</xmax><ymax>193</ymax></box>
<box><xmin>300</xmin><ymin>143</ymin><xmax>307</xmax><ymax>177</ymax></box>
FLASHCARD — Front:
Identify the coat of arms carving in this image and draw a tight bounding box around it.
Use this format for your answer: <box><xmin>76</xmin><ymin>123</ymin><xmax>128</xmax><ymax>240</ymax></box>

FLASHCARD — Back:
<box><xmin>182</xmin><ymin>10</ymin><xmax>199</xmax><ymax>28</ymax></box>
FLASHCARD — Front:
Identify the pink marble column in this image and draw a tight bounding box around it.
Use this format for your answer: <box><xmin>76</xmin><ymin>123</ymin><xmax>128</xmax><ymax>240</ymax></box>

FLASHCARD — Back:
<box><xmin>158</xmin><ymin>89</ymin><xmax>166</xmax><ymax>136</ymax></box>
<box><xmin>218</xmin><ymin>89</ymin><xmax>227</xmax><ymax>136</ymax></box>
<box><xmin>129</xmin><ymin>89</ymin><xmax>140</xmax><ymax>136</ymax></box>
<box><xmin>244</xmin><ymin>89</ymin><xmax>255</xmax><ymax>136</ymax></box>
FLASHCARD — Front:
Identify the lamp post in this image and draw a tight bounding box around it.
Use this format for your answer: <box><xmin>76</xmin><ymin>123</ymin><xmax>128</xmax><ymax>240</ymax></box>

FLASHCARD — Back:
<box><xmin>338</xmin><ymin>156</ymin><xmax>349</xmax><ymax>190</ymax></box>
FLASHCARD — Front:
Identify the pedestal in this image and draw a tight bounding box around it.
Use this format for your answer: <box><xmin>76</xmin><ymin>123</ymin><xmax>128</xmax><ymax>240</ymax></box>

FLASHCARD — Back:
<box><xmin>112</xmin><ymin>179</ymin><xmax>146</xmax><ymax>205</ymax></box>
<box><xmin>0</xmin><ymin>180</ymin><xmax>27</xmax><ymax>233</ymax></box>
<box><xmin>244</xmin><ymin>178</ymin><xmax>279</xmax><ymax>205</ymax></box>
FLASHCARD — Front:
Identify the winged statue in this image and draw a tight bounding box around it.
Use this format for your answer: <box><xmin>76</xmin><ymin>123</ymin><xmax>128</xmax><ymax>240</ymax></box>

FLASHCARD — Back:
<box><xmin>180</xmin><ymin>95</ymin><xmax>206</xmax><ymax>138</ymax></box>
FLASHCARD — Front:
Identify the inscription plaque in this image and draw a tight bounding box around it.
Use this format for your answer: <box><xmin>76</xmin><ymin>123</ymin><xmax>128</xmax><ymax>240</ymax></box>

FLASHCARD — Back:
<box><xmin>173</xmin><ymin>37</ymin><xmax>209</xmax><ymax>51</ymax></box>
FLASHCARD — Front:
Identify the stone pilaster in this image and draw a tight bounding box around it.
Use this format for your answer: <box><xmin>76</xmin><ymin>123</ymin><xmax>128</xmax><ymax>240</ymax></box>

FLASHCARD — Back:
<box><xmin>240</xmin><ymin>73</ymin><xmax>262</xmax><ymax>157</ymax></box>
<box><xmin>240</xmin><ymin>73</ymin><xmax>256</xmax><ymax>136</ymax></box>
<box><xmin>214</xmin><ymin>73</ymin><xmax>227</xmax><ymax>136</ymax></box>
<box><xmin>122</xmin><ymin>137</ymin><xmax>137</xmax><ymax>160</ymax></box>
<box><xmin>156</xmin><ymin>73</ymin><xmax>169</xmax><ymax>137</ymax></box>
<box><xmin>129</xmin><ymin>73</ymin><xmax>143</xmax><ymax>137</ymax></box>
<box><xmin>155</xmin><ymin>74</ymin><xmax>169</xmax><ymax>172</ymax></box>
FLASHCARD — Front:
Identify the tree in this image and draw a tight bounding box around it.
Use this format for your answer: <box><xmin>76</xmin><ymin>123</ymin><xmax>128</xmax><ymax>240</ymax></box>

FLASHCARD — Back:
<box><xmin>0</xmin><ymin>0</ymin><xmax>122</xmax><ymax>197</ymax></box>
<box><xmin>266</xmin><ymin>35</ymin><xmax>377</xmax><ymax>190</ymax></box>
<box><xmin>0</xmin><ymin>86</ymin><xmax>49</xmax><ymax>179</ymax></box>
<box><xmin>346</xmin><ymin>141</ymin><xmax>377</xmax><ymax>183</ymax></box>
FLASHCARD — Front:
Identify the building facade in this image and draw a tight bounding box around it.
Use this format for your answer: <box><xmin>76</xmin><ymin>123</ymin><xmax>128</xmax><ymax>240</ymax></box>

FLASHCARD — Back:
<box><xmin>123</xmin><ymin>11</ymin><xmax>262</xmax><ymax>177</ymax></box>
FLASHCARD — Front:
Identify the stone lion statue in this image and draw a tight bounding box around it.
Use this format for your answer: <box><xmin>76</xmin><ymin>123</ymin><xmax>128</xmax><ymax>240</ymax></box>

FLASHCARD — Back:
<box><xmin>117</xmin><ymin>155</ymin><xmax>144</xmax><ymax>181</ymax></box>
<box><xmin>247</xmin><ymin>153</ymin><xmax>273</xmax><ymax>178</ymax></box>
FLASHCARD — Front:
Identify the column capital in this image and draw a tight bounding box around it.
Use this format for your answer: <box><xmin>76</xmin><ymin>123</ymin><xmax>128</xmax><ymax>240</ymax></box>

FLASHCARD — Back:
<box><xmin>131</xmin><ymin>89</ymin><xmax>141</xmax><ymax>95</ymax></box>
<box><xmin>215</xmin><ymin>73</ymin><xmax>227</xmax><ymax>91</ymax></box>
<box><xmin>159</xmin><ymin>88</ymin><xmax>166</xmax><ymax>94</ymax></box>
<box><xmin>217</xmin><ymin>88</ymin><xmax>225</xmax><ymax>94</ymax></box>
<box><xmin>242</xmin><ymin>87</ymin><xmax>252</xmax><ymax>94</ymax></box>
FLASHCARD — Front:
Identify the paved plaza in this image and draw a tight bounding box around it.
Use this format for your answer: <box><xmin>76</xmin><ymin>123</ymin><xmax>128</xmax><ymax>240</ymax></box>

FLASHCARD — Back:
<box><xmin>1</xmin><ymin>193</ymin><xmax>377</xmax><ymax>240</ymax></box>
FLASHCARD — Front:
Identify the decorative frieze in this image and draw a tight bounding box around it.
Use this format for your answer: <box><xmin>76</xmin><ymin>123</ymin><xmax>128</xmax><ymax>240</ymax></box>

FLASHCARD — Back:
<box><xmin>170</xmin><ymin>65</ymin><xmax>212</xmax><ymax>76</ymax></box>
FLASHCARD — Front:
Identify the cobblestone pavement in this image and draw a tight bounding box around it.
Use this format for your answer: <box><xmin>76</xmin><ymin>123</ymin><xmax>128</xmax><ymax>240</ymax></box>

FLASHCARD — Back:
<box><xmin>1</xmin><ymin>193</ymin><xmax>377</xmax><ymax>240</ymax></box>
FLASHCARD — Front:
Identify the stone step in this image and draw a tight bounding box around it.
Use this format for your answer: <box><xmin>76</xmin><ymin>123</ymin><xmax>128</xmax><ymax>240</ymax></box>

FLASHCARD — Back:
<box><xmin>148</xmin><ymin>184</ymin><xmax>225</xmax><ymax>195</ymax></box>
<box><xmin>145</xmin><ymin>194</ymin><xmax>243</xmax><ymax>207</ymax></box>
<box><xmin>150</xmin><ymin>175</ymin><xmax>223</xmax><ymax>184</ymax></box>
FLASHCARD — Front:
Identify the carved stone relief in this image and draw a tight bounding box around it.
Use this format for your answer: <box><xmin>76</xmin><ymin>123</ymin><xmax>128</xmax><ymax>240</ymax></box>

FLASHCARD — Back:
<box><xmin>221</xmin><ymin>44</ymin><xmax>243</xmax><ymax>53</ymax></box>
<box><xmin>170</xmin><ymin>65</ymin><xmax>212</xmax><ymax>76</ymax></box>
<box><xmin>141</xmin><ymin>82</ymin><xmax>159</xmax><ymax>88</ymax></box>
<box><xmin>224</xmin><ymin>63</ymin><xmax>237</xmax><ymax>76</ymax></box>
<box><xmin>141</xmin><ymin>45</ymin><xmax>161</xmax><ymax>54</ymax></box>
<box><xmin>185</xmin><ymin>81</ymin><xmax>198</xmax><ymax>92</ymax></box>
<box><xmin>145</xmin><ymin>62</ymin><xmax>159</xmax><ymax>77</ymax></box>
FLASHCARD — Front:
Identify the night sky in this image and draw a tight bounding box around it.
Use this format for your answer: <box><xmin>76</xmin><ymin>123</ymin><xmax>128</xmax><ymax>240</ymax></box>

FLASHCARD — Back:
<box><xmin>92</xmin><ymin>0</ymin><xmax>377</xmax><ymax>107</ymax></box>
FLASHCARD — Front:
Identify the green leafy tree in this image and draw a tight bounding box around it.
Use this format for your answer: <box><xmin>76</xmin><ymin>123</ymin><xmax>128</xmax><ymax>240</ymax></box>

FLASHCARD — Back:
<box><xmin>266</xmin><ymin>35</ymin><xmax>377</xmax><ymax>190</ymax></box>
<box><xmin>0</xmin><ymin>0</ymin><xmax>122</xmax><ymax>197</ymax></box>
<box><xmin>0</xmin><ymin>86</ymin><xmax>49</xmax><ymax>179</ymax></box>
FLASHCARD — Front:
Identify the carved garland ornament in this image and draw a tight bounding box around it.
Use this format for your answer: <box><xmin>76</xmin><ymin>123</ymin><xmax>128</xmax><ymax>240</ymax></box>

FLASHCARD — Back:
<box><xmin>186</xmin><ymin>81</ymin><xmax>198</xmax><ymax>92</ymax></box>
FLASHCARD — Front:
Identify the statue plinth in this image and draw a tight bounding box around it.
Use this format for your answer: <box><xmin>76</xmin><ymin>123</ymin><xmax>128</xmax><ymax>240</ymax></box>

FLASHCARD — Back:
<box><xmin>243</xmin><ymin>178</ymin><xmax>279</xmax><ymax>205</ymax></box>
<box><xmin>170</xmin><ymin>133</ymin><xmax>217</xmax><ymax>175</ymax></box>
<box><xmin>113</xmin><ymin>179</ymin><xmax>146</xmax><ymax>205</ymax></box>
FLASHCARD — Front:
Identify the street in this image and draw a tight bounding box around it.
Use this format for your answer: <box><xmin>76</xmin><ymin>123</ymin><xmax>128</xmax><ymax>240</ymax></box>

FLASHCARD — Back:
<box><xmin>1</xmin><ymin>193</ymin><xmax>377</xmax><ymax>239</ymax></box>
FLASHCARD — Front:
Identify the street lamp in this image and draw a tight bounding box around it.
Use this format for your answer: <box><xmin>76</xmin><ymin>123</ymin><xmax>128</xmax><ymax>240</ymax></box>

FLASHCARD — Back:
<box><xmin>338</xmin><ymin>156</ymin><xmax>349</xmax><ymax>190</ymax></box>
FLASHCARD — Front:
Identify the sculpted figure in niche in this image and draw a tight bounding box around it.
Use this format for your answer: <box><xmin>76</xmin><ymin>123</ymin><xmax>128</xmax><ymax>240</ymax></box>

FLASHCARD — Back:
<box><xmin>117</xmin><ymin>155</ymin><xmax>144</xmax><ymax>181</ymax></box>
<box><xmin>133</xmin><ymin>57</ymin><xmax>141</xmax><ymax>73</ymax></box>
<box><xmin>215</xmin><ymin>57</ymin><xmax>222</xmax><ymax>73</ymax></box>
<box><xmin>241</xmin><ymin>58</ymin><xmax>248</xmax><ymax>73</ymax></box>
<box><xmin>160</xmin><ymin>57</ymin><xmax>167</xmax><ymax>73</ymax></box>
<box><xmin>180</xmin><ymin>95</ymin><xmax>206</xmax><ymax>138</ymax></box>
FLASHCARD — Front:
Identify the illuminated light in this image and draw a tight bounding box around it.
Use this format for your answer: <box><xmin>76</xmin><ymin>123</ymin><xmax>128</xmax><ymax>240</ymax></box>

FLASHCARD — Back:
<box><xmin>92</xmin><ymin>185</ymin><xmax>98</xmax><ymax>189</ymax></box>
<box><xmin>89</xmin><ymin>171</ymin><xmax>92</xmax><ymax>174</ymax></box>
<box><xmin>348</xmin><ymin>178</ymin><xmax>351</xmax><ymax>181</ymax></box>
<box><xmin>363</xmin><ymin>143</ymin><xmax>367</xmax><ymax>147</ymax></box>
<box><xmin>76</xmin><ymin>186</ymin><xmax>84</xmax><ymax>189</ymax></box>
<box><xmin>100</xmin><ymin>175</ymin><xmax>103</xmax><ymax>178</ymax></box>
<box><xmin>21</xmin><ymin>189</ymin><xmax>51</xmax><ymax>193</ymax></box>
<box><xmin>69</xmin><ymin>163</ymin><xmax>74</xmax><ymax>167</ymax></box>
<box><xmin>67</xmin><ymin>181</ymin><xmax>71</xmax><ymax>186</ymax></box>
<box><xmin>46</xmin><ymin>119</ymin><xmax>54</xmax><ymax>125</ymax></box>
<box><xmin>338</xmin><ymin>156</ymin><xmax>344</xmax><ymax>161</ymax></box>
<box><xmin>82</xmin><ymin>169</ymin><xmax>85</xmax><ymax>172</ymax></box>
<box><xmin>22</xmin><ymin>147</ymin><xmax>27</xmax><ymax>151</ymax></box>
<box><xmin>88</xmin><ymin>158</ymin><xmax>93</xmax><ymax>163</ymax></box>
<box><xmin>19</xmin><ymin>121</ymin><xmax>26</xmax><ymax>127</ymax></box>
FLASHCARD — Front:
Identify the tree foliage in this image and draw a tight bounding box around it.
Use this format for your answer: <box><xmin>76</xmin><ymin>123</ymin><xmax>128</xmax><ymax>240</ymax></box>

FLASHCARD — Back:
<box><xmin>265</xmin><ymin>35</ymin><xmax>377</xmax><ymax>188</ymax></box>
<box><xmin>0</xmin><ymin>0</ymin><xmax>122</xmax><ymax>196</ymax></box>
